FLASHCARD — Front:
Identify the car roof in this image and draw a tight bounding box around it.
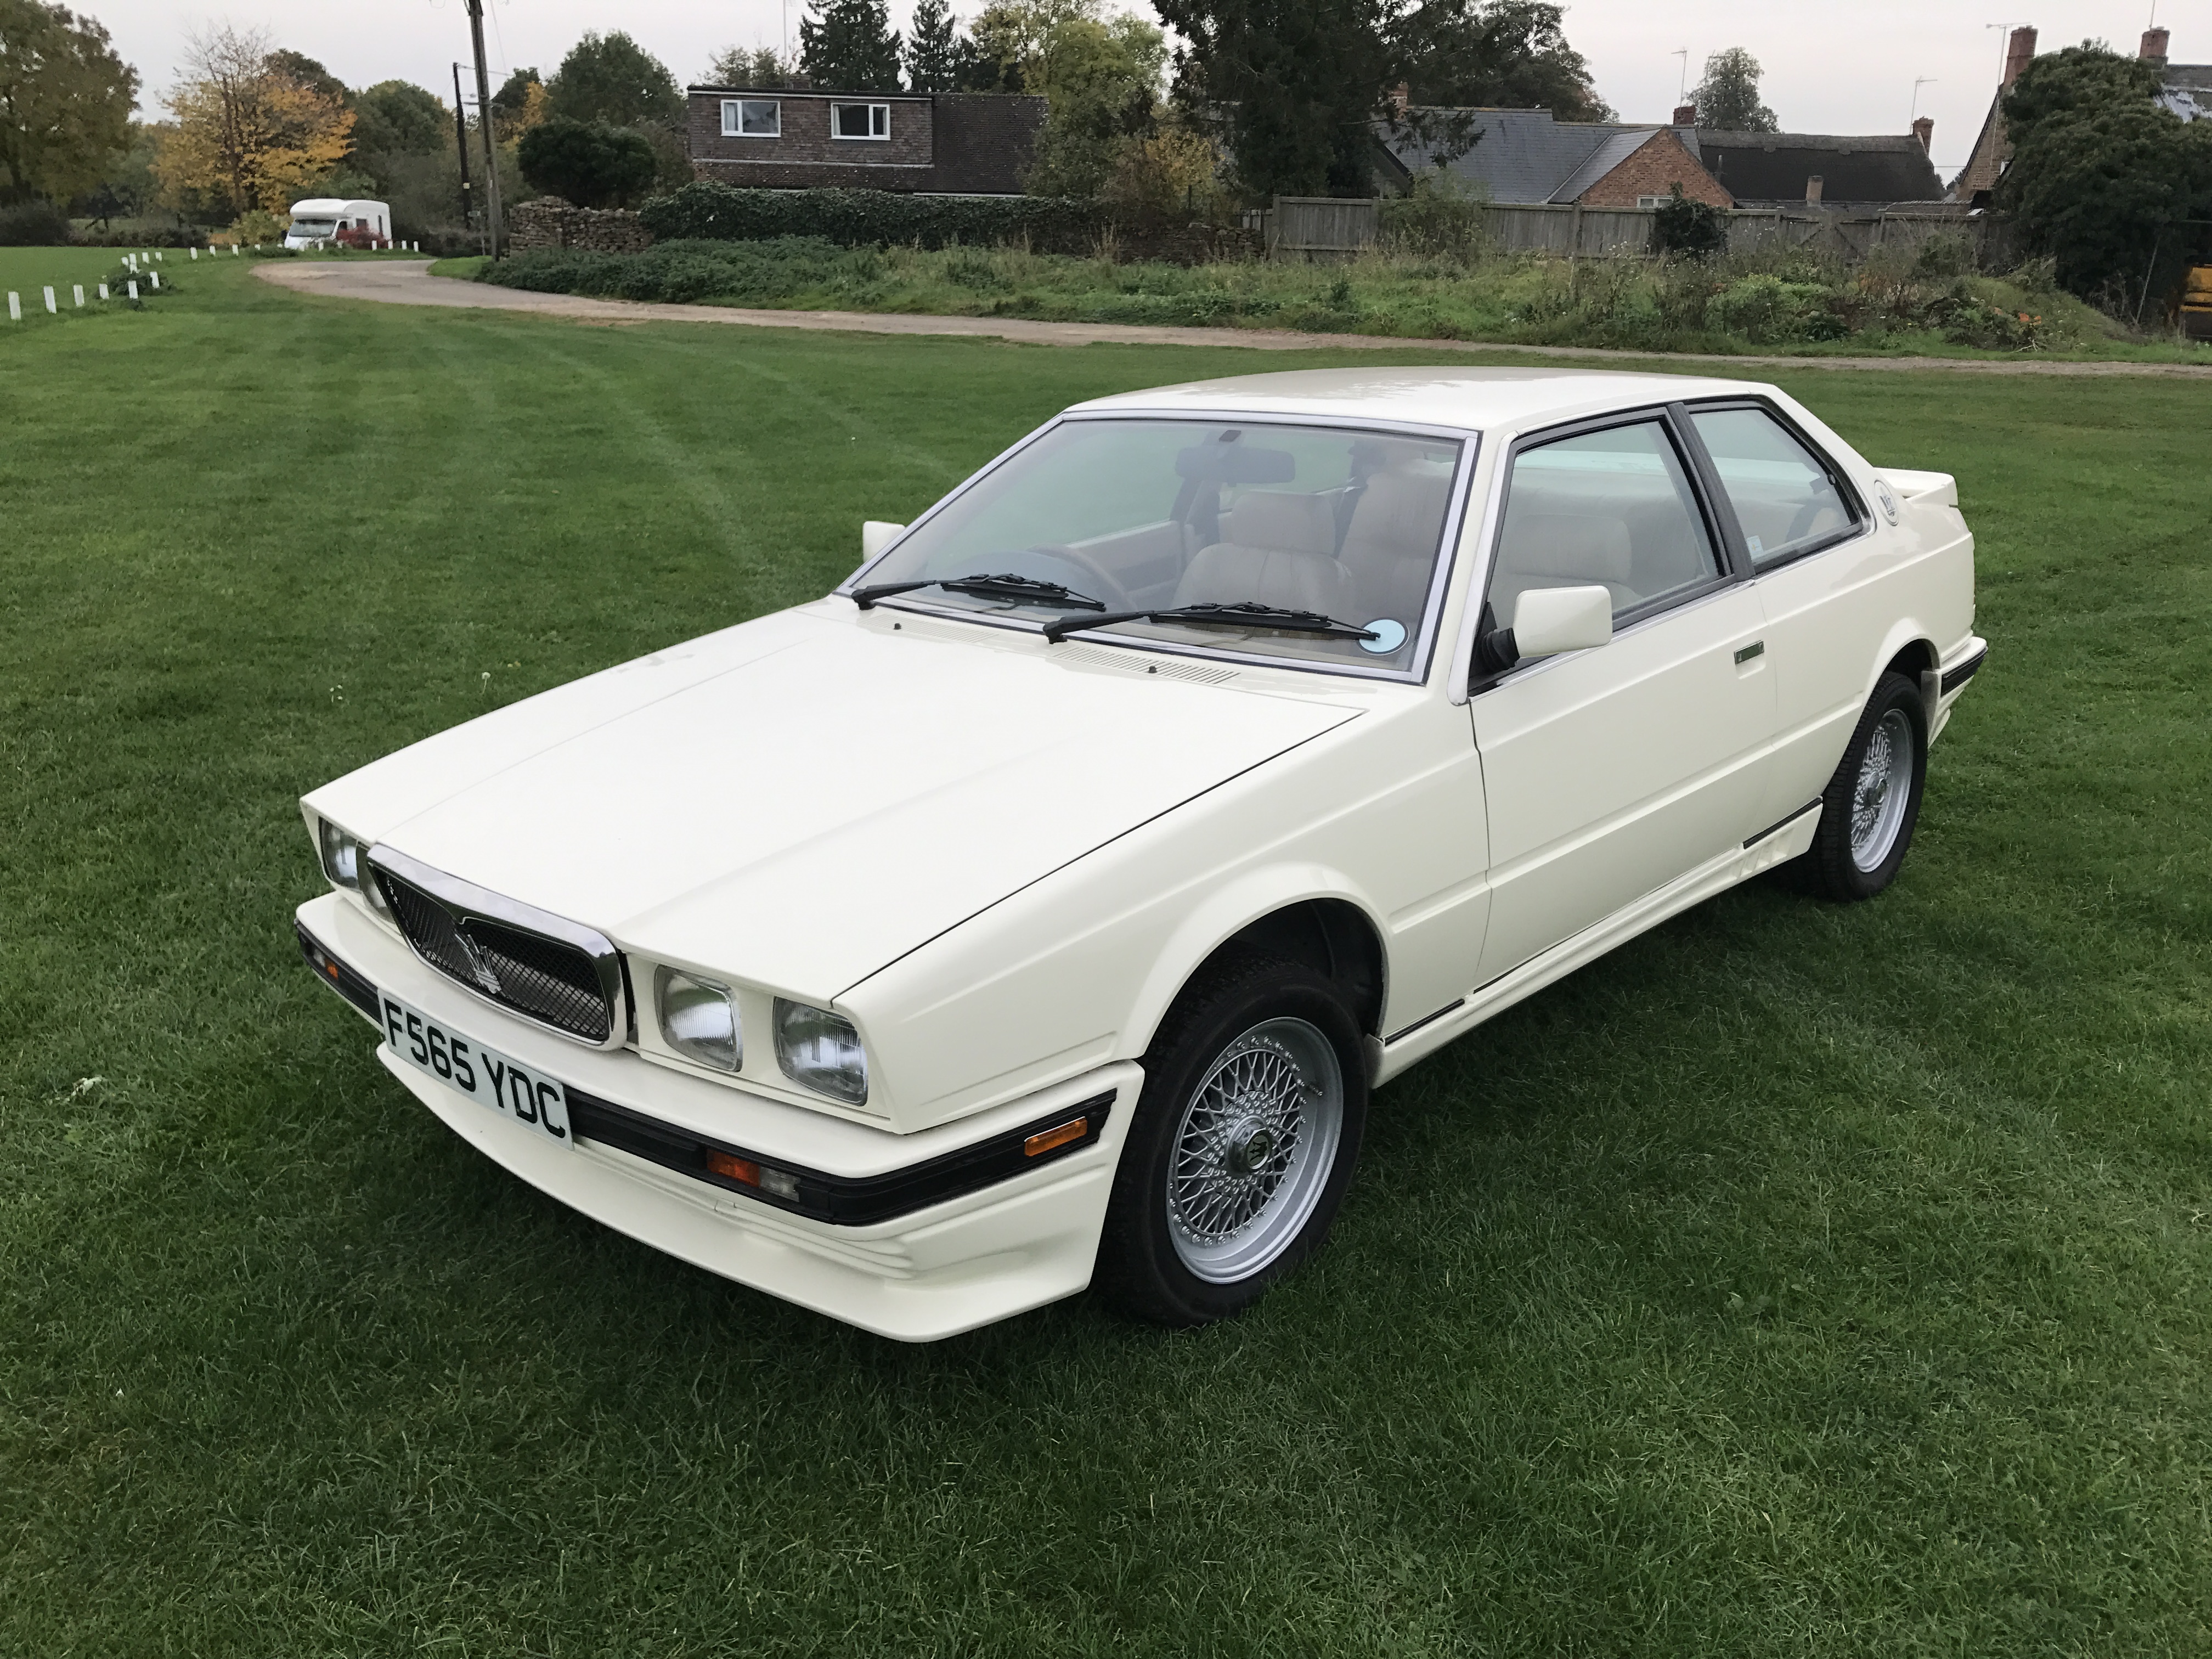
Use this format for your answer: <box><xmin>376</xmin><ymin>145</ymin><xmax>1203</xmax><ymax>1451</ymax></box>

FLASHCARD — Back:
<box><xmin>1066</xmin><ymin>365</ymin><xmax>1774</xmax><ymax>436</ymax></box>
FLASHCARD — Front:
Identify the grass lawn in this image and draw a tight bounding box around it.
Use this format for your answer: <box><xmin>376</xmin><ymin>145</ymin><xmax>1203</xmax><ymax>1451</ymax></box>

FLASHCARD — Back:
<box><xmin>0</xmin><ymin>245</ymin><xmax>200</xmax><ymax>331</ymax></box>
<box><xmin>3</xmin><ymin>255</ymin><xmax>2209</xmax><ymax>1655</ymax></box>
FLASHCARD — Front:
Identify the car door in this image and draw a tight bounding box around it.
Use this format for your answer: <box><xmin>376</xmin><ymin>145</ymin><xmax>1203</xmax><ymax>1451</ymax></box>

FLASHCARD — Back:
<box><xmin>1679</xmin><ymin>400</ymin><xmax>1880</xmax><ymax>827</ymax></box>
<box><xmin>1469</xmin><ymin>409</ymin><xmax>1776</xmax><ymax>983</ymax></box>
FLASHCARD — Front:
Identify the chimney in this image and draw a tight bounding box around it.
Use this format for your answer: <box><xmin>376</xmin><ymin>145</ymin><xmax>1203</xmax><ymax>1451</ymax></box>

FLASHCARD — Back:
<box><xmin>2141</xmin><ymin>27</ymin><xmax>2170</xmax><ymax>65</ymax></box>
<box><xmin>1673</xmin><ymin>102</ymin><xmax>1696</xmax><ymax>126</ymax></box>
<box><xmin>1912</xmin><ymin>116</ymin><xmax>1934</xmax><ymax>152</ymax></box>
<box><xmin>1390</xmin><ymin>82</ymin><xmax>1410</xmax><ymax>115</ymax></box>
<box><xmin>2002</xmin><ymin>25</ymin><xmax>2037</xmax><ymax>88</ymax></box>
<box><xmin>1805</xmin><ymin>174</ymin><xmax>1824</xmax><ymax>204</ymax></box>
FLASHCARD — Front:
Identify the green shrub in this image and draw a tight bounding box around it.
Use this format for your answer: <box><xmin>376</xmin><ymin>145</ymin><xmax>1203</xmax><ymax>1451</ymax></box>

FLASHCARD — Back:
<box><xmin>1704</xmin><ymin>273</ymin><xmax>1845</xmax><ymax>342</ymax></box>
<box><xmin>1379</xmin><ymin>172</ymin><xmax>1483</xmax><ymax>260</ymax></box>
<box><xmin>637</xmin><ymin>183</ymin><xmax>1105</xmax><ymax>253</ymax></box>
<box><xmin>0</xmin><ymin>201</ymin><xmax>73</xmax><ymax>245</ymax></box>
<box><xmin>481</xmin><ymin>236</ymin><xmax>888</xmax><ymax>304</ymax></box>
<box><xmin>1652</xmin><ymin>187</ymin><xmax>1726</xmax><ymax>258</ymax></box>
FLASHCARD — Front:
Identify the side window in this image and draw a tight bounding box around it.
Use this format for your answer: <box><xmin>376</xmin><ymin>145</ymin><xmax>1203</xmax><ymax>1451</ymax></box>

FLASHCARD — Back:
<box><xmin>1689</xmin><ymin>407</ymin><xmax>1858</xmax><ymax>566</ymax></box>
<box><xmin>1490</xmin><ymin>420</ymin><xmax>1720</xmax><ymax>629</ymax></box>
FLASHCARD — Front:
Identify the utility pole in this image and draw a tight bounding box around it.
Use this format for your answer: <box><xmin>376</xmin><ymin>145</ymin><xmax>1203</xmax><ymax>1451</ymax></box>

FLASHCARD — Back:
<box><xmin>452</xmin><ymin>62</ymin><xmax>476</xmax><ymax>244</ymax></box>
<box><xmin>464</xmin><ymin>0</ymin><xmax>503</xmax><ymax>258</ymax></box>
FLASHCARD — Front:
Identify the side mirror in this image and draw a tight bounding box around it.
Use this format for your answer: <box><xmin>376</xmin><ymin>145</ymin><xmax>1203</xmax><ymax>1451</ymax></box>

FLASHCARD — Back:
<box><xmin>862</xmin><ymin>521</ymin><xmax>907</xmax><ymax>560</ymax></box>
<box><xmin>1509</xmin><ymin>585</ymin><xmax>1613</xmax><ymax>659</ymax></box>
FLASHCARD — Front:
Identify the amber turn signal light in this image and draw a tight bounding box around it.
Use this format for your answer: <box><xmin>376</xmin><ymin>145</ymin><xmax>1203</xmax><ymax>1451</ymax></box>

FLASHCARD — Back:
<box><xmin>706</xmin><ymin>1149</ymin><xmax>761</xmax><ymax>1186</ymax></box>
<box><xmin>1023</xmin><ymin>1116</ymin><xmax>1089</xmax><ymax>1158</ymax></box>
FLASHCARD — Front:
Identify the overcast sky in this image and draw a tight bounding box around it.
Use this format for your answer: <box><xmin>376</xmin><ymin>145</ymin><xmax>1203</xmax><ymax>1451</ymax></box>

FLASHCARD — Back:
<box><xmin>89</xmin><ymin>0</ymin><xmax>2207</xmax><ymax>177</ymax></box>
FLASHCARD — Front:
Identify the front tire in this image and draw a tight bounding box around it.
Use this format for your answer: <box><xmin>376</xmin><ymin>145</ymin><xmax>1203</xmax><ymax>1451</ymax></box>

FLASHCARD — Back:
<box><xmin>1802</xmin><ymin>670</ymin><xmax>1928</xmax><ymax>901</ymax></box>
<box><xmin>1095</xmin><ymin>954</ymin><xmax>1368</xmax><ymax>1327</ymax></box>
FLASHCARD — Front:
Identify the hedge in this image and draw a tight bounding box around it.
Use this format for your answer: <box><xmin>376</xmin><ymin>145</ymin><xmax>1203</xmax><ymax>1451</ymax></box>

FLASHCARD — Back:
<box><xmin>637</xmin><ymin>183</ymin><xmax>1107</xmax><ymax>253</ymax></box>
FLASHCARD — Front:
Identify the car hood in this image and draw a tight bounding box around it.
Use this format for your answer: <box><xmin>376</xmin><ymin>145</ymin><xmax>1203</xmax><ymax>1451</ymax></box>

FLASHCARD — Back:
<box><xmin>307</xmin><ymin>606</ymin><xmax>1359</xmax><ymax>998</ymax></box>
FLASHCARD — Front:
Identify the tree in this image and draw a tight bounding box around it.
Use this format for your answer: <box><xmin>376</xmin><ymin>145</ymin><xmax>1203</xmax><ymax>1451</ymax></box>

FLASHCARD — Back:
<box><xmin>1023</xmin><ymin>10</ymin><xmax>1165</xmax><ymax>197</ymax></box>
<box><xmin>1396</xmin><ymin>0</ymin><xmax>1610</xmax><ymax>122</ymax></box>
<box><xmin>516</xmin><ymin>115</ymin><xmax>658</xmax><ymax>207</ymax></box>
<box><xmin>546</xmin><ymin>32</ymin><xmax>684</xmax><ymax>130</ymax></box>
<box><xmin>800</xmin><ymin>0</ymin><xmax>902</xmax><ymax>92</ymax></box>
<box><xmin>352</xmin><ymin>81</ymin><xmax>446</xmax><ymax>156</ymax></box>
<box><xmin>1999</xmin><ymin>42</ymin><xmax>2212</xmax><ymax>306</ymax></box>
<box><xmin>155</xmin><ymin>25</ymin><xmax>354</xmax><ymax>216</ymax></box>
<box><xmin>903</xmin><ymin>0</ymin><xmax>973</xmax><ymax>93</ymax></box>
<box><xmin>268</xmin><ymin>49</ymin><xmax>345</xmax><ymax>106</ymax></box>
<box><xmin>704</xmin><ymin>44</ymin><xmax>804</xmax><ymax>88</ymax></box>
<box><xmin>491</xmin><ymin>67</ymin><xmax>541</xmax><ymax>123</ymax></box>
<box><xmin>1158</xmin><ymin>0</ymin><xmax>1398</xmax><ymax>199</ymax></box>
<box><xmin>0</xmin><ymin>0</ymin><xmax>139</xmax><ymax>205</ymax></box>
<box><xmin>1691</xmin><ymin>47</ymin><xmax>1775</xmax><ymax>132</ymax></box>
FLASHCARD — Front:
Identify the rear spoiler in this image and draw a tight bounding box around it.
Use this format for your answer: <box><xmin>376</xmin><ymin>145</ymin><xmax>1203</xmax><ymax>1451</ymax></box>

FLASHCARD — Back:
<box><xmin>1875</xmin><ymin>469</ymin><xmax>1957</xmax><ymax>509</ymax></box>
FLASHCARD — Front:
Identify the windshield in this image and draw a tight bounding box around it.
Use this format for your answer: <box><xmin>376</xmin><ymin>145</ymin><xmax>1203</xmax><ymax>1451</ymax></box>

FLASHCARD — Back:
<box><xmin>859</xmin><ymin>417</ymin><xmax>1466</xmax><ymax>672</ymax></box>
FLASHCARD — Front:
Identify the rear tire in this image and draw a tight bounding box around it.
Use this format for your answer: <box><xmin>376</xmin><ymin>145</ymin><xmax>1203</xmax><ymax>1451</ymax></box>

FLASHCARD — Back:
<box><xmin>1801</xmin><ymin>670</ymin><xmax>1927</xmax><ymax>902</ymax></box>
<box><xmin>1095</xmin><ymin>953</ymin><xmax>1367</xmax><ymax>1327</ymax></box>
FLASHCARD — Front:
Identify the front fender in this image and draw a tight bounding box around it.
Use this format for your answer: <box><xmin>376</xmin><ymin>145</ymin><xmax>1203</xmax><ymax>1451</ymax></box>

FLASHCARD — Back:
<box><xmin>1119</xmin><ymin>863</ymin><xmax>1389</xmax><ymax>1062</ymax></box>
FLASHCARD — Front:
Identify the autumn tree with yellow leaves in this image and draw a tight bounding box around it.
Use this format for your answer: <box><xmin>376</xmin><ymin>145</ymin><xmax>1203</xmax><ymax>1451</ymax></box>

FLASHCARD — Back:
<box><xmin>155</xmin><ymin>25</ymin><xmax>353</xmax><ymax>215</ymax></box>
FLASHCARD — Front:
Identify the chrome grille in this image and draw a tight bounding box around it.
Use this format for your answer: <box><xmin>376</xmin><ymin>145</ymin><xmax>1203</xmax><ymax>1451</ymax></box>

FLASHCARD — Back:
<box><xmin>375</xmin><ymin>867</ymin><xmax>615</xmax><ymax>1044</ymax></box>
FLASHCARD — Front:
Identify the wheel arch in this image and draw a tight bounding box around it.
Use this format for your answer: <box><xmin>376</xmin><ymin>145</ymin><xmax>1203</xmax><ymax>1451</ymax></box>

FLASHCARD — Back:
<box><xmin>1877</xmin><ymin>628</ymin><xmax>1942</xmax><ymax>732</ymax></box>
<box><xmin>1126</xmin><ymin>870</ymin><xmax>1389</xmax><ymax>1060</ymax></box>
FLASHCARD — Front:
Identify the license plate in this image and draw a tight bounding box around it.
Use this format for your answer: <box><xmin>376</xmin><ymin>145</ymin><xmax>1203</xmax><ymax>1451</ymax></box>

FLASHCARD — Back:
<box><xmin>377</xmin><ymin>990</ymin><xmax>573</xmax><ymax>1148</ymax></box>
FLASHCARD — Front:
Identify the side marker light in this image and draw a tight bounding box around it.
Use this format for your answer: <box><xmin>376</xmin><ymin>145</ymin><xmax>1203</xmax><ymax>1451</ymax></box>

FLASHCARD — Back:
<box><xmin>1024</xmin><ymin>1117</ymin><xmax>1089</xmax><ymax>1158</ymax></box>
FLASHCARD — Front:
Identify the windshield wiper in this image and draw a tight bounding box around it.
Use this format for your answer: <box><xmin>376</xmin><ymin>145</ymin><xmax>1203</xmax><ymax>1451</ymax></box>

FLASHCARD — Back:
<box><xmin>1042</xmin><ymin>601</ymin><xmax>1378</xmax><ymax>645</ymax></box>
<box><xmin>850</xmin><ymin>572</ymin><xmax>1106</xmax><ymax>611</ymax></box>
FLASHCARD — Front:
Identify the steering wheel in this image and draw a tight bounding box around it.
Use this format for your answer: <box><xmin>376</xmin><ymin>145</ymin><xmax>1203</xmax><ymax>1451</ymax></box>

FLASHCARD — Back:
<box><xmin>1013</xmin><ymin>543</ymin><xmax>1135</xmax><ymax>612</ymax></box>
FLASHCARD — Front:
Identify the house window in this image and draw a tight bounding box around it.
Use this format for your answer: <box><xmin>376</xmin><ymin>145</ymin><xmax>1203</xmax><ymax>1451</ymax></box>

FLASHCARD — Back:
<box><xmin>1638</xmin><ymin>195</ymin><xmax>1667</xmax><ymax>208</ymax></box>
<box><xmin>831</xmin><ymin>102</ymin><xmax>890</xmax><ymax>140</ymax></box>
<box><xmin>722</xmin><ymin>99</ymin><xmax>780</xmax><ymax>138</ymax></box>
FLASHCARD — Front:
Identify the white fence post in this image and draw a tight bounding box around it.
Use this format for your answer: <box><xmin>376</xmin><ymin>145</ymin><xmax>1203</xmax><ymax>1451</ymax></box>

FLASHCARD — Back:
<box><xmin>150</xmin><ymin>272</ymin><xmax>161</xmax><ymax>290</ymax></box>
<box><xmin>190</xmin><ymin>246</ymin><xmax>199</xmax><ymax>259</ymax></box>
<box><xmin>73</xmin><ymin>284</ymin><xmax>84</xmax><ymax>307</ymax></box>
<box><xmin>97</xmin><ymin>281</ymin><xmax>108</xmax><ymax>300</ymax></box>
<box><xmin>7</xmin><ymin>292</ymin><xmax>18</xmax><ymax>321</ymax></box>
<box><xmin>43</xmin><ymin>286</ymin><xmax>57</xmax><ymax>313</ymax></box>
<box><xmin>126</xmin><ymin>280</ymin><xmax>138</xmax><ymax>301</ymax></box>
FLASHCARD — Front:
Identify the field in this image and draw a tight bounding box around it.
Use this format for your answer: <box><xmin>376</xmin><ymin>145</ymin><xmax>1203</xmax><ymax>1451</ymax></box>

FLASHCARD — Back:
<box><xmin>4</xmin><ymin>255</ymin><xmax>2209</xmax><ymax>1655</ymax></box>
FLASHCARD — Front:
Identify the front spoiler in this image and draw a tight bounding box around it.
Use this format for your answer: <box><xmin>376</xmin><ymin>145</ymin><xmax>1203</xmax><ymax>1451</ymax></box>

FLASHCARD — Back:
<box><xmin>295</xmin><ymin>891</ymin><xmax>1139</xmax><ymax>1341</ymax></box>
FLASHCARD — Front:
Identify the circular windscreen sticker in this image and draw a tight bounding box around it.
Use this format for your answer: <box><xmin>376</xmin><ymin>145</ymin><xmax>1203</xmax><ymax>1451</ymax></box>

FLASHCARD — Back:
<box><xmin>1359</xmin><ymin>618</ymin><xmax>1407</xmax><ymax>654</ymax></box>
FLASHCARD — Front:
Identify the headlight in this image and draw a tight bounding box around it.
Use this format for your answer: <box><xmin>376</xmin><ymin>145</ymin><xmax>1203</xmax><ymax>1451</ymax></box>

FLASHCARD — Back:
<box><xmin>774</xmin><ymin>998</ymin><xmax>868</xmax><ymax>1105</ymax></box>
<box><xmin>318</xmin><ymin>818</ymin><xmax>362</xmax><ymax>890</ymax></box>
<box><xmin>318</xmin><ymin>818</ymin><xmax>393</xmax><ymax>918</ymax></box>
<box><xmin>657</xmin><ymin>967</ymin><xmax>741</xmax><ymax>1071</ymax></box>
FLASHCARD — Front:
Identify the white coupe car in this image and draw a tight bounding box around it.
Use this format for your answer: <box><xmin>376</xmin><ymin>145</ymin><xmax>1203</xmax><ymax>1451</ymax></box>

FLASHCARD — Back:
<box><xmin>296</xmin><ymin>367</ymin><xmax>1985</xmax><ymax>1340</ymax></box>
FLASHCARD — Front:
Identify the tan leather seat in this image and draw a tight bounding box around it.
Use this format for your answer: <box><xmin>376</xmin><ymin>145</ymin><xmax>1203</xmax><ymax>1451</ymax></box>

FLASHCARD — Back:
<box><xmin>1173</xmin><ymin>489</ymin><xmax>1356</xmax><ymax>616</ymax></box>
<box><xmin>1175</xmin><ymin>544</ymin><xmax>1358</xmax><ymax>617</ymax></box>
<box><xmin>1488</xmin><ymin>511</ymin><xmax>1637</xmax><ymax>623</ymax></box>
<box><xmin>1217</xmin><ymin>491</ymin><xmax>1339</xmax><ymax>556</ymax></box>
<box><xmin>1339</xmin><ymin>469</ymin><xmax>1453</xmax><ymax>623</ymax></box>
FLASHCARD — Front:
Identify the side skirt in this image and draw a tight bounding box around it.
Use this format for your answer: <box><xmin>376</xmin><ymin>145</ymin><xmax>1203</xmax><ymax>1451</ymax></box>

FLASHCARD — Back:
<box><xmin>1373</xmin><ymin>810</ymin><xmax>1821</xmax><ymax>1085</ymax></box>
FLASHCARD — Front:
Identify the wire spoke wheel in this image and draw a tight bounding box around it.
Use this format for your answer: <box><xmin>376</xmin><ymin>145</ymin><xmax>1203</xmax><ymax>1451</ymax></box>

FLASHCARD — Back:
<box><xmin>1165</xmin><ymin>1017</ymin><xmax>1344</xmax><ymax>1284</ymax></box>
<box><xmin>1849</xmin><ymin>707</ymin><xmax>1915</xmax><ymax>873</ymax></box>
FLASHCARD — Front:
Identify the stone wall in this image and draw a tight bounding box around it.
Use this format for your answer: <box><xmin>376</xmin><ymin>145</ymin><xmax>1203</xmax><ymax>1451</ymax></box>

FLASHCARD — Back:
<box><xmin>507</xmin><ymin>198</ymin><xmax>654</xmax><ymax>255</ymax></box>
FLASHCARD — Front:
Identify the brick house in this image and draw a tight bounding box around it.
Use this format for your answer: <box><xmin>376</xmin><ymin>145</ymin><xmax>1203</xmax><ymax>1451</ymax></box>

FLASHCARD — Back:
<box><xmin>1694</xmin><ymin>129</ymin><xmax>1942</xmax><ymax>207</ymax></box>
<box><xmin>685</xmin><ymin>88</ymin><xmax>1047</xmax><ymax>194</ymax></box>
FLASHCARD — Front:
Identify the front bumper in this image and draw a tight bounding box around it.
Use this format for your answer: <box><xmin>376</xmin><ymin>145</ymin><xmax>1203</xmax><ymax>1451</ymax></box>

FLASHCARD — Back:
<box><xmin>295</xmin><ymin>891</ymin><xmax>1139</xmax><ymax>1341</ymax></box>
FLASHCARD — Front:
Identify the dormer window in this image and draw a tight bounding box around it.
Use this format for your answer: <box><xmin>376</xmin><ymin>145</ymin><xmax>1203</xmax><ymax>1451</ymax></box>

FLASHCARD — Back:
<box><xmin>832</xmin><ymin>102</ymin><xmax>890</xmax><ymax>140</ymax></box>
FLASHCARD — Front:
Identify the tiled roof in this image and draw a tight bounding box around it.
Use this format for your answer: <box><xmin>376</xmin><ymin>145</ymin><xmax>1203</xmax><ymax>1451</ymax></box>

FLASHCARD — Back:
<box><xmin>1380</xmin><ymin>110</ymin><xmax>1627</xmax><ymax>204</ymax></box>
<box><xmin>1546</xmin><ymin>129</ymin><xmax>1663</xmax><ymax>202</ymax></box>
<box><xmin>1693</xmin><ymin>132</ymin><xmax>1942</xmax><ymax>204</ymax></box>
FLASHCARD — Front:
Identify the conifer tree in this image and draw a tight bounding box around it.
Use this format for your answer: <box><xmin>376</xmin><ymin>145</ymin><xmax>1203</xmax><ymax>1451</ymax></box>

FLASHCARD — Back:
<box><xmin>800</xmin><ymin>0</ymin><xmax>903</xmax><ymax>93</ymax></box>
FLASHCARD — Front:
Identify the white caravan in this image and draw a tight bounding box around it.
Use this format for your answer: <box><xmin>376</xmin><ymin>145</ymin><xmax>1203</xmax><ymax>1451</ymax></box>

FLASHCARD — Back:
<box><xmin>284</xmin><ymin>199</ymin><xmax>391</xmax><ymax>249</ymax></box>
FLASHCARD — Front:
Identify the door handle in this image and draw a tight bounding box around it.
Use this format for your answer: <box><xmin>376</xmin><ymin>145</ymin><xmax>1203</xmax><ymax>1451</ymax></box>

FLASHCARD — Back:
<box><xmin>1734</xmin><ymin>640</ymin><xmax>1766</xmax><ymax>665</ymax></box>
